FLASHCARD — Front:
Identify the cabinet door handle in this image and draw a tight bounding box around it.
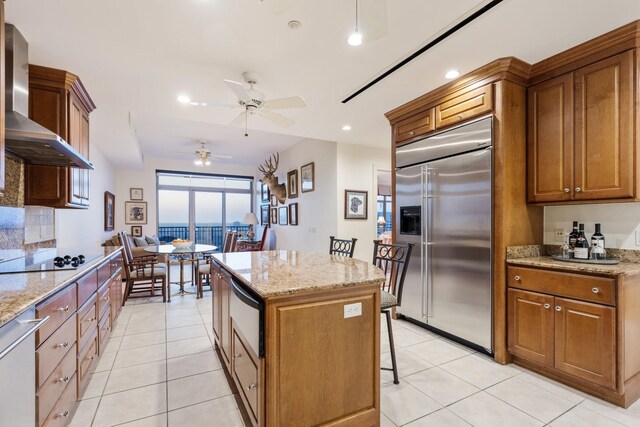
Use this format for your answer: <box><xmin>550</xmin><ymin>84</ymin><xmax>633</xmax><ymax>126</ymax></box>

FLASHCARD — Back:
<box><xmin>555</xmin><ymin>306</ymin><xmax>562</xmax><ymax>311</ymax></box>
<box><xmin>543</xmin><ymin>303</ymin><xmax>550</xmax><ymax>309</ymax></box>
<box><xmin>247</xmin><ymin>384</ymin><xmax>256</xmax><ymax>390</ymax></box>
<box><xmin>575</xmin><ymin>187</ymin><xmax>581</xmax><ymax>192</ymax></box>
<box><xmin>458</xmin><ymin>114</ymin><xmax>463</xmax><ymax>120</ymax></box>
<box><xmin>89</xmin><ymin>355</ymin><xmax>95</xmax><ymax>361</ymax></box>
<box><xmin>409</xmin><ymin>131</ymin><xmax>415</xmax><ymax>136</ymax></box>
<box><xmin>514</xmin><ymin>275</ymin><xmax>521</xmax><ymax>281</ymax></box>
<box><xmin>58</xmin><ymin>376</ymin><xmax>70</xmax><ymax>383</ymax></box>
<box><xmin>233</xmin><ymin>353</ymin><xmax>242</xmax><ymax>359</ymax></box>
<box><xmin>56</xmin><ymin>341</ymin><xmax>69</xmax><ymax>349</ymax></box>
<box><xmin>564</xmin><ymin>188</ymin><xmax>570</xmax><ymax>193</ymax></box>
<box><xmin>57</xmin><ymin>305</ymin><xmax>70</xmax><ymax>313</ymax></box>
<box><xmin>592</xmin><ymin>287</ymin><xmax>600</xmax><ymax>294</ymax></box>
<box><xmin>56</xmin><ymin>410</ymin><xmax>69</xmax><ymax>419</ymax></box>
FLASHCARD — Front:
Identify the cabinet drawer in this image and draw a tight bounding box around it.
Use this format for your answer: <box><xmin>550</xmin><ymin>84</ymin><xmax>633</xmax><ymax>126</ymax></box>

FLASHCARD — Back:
<box><xmin>99</xmin><ymin>307</ymin><xmax>112</xmax><ymax>355</ymax></box>
<box><xmin>394</xmin><ymin>109</ymin><xmax>435</xmax><ymax>144</ymax></box>
<box><xmin>77</xmin><ymin>294</ymin><xmax>97</xmax><ymax>349</ymax></box>
<box><xmin>77</xmin><ymin>329</ymin><xmax>98</xmax><ymax>398</ymax></box>
<box><xmin>110</xmin><ymin>278</ymin><xmax>121</xmax><ymax>325</ymax></box>
<box><xmin>41</xmin><ymin>374</ymin><xmax>77</xmax><ymax>427</ymax></box>
<box><xmin>97</xmin><ymin>280</ymin><xmax>111</xmax><ymax>321</ymax></box>
<box><xmin>435</xmin><ymin>84</ymin><xmax>493</xmax><ymax>128</ymax></box>
<box><xmin>97</xmin><ymin>260</ymin><xmax>111</xmax><ymax>288</ymax></box>
<box><xmin>232</xmin><ymin>326</ymin><xmax>261</xmax><ymax>423</ymax></box>
<box><xmin>507</xmin><ymin>266</ymin><xmax>615</xmax><ymax>306</ymax></box>
<box><xmin>77</xmin><ymin>269</ymin><xmax>98</xmax><ymax>308</ymax></box>
<box><xmin>36</xmin><ymin>284</ymin><xmax>77</xmax><ymax>347</ymax></box>
<box><xmin>36</xmin><ymin>344</ymin><xmax>76</xmax><ymax>427</ymax></box>
<box><xmin>36</xmin><ymin>313</ymin><xmax>77</xmax><ymax>389</ymax></box>
<box><xmin>110</xmin><ymin>253</ymin><xmax>123</xmax><ymax>276</ymax></box>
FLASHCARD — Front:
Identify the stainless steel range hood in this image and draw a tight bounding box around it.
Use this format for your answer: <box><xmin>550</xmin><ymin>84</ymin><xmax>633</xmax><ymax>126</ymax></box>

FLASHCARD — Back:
<box><xmin>4</xmin><ymin>25</ymin><xmax>94</xmax><ymax>169</ymax></box>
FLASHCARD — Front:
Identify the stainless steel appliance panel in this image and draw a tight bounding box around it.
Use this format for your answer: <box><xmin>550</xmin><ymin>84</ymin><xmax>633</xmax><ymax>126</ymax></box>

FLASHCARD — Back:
<box><xmin>395</xmin><ymin>164</ymin><xmax>425</xmax><ymax>321</ymax></box>
<box><xmin>426</xmin><ymin>147</ymin><xmax>492</xmax><ymax>350</ymax></box>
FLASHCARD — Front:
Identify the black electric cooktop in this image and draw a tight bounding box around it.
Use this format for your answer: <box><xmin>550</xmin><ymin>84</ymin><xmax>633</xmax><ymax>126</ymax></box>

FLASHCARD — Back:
<box><xmin>0</xmin><ymin>249</ymin><xmax>100</xmax><ymax>275</ymax></box>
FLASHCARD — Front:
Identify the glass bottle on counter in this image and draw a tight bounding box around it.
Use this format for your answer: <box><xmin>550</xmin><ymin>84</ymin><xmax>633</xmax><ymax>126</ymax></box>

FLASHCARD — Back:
<box><xmin>574</xmin><ymin>223</ymin><xmax>590</xmax><ymax>259</ymax></box>
<box><xmin>568</xmin><ymin>221</ymin><xmax>579</xmax><ymax>257</ymax></box>
<box><xmin>591</xmin><ymin>242</ymin><xmax>606</xmax><ymax>260</ymax></box>
<box><xmin>561</xmin><ymin>233</ymin><xmax>571</xmax><ymax>259</ymax></box>
<box><xmin>591</xmin><ymin>223</ymin><xmax>605</xmax><ymax>249</ymax></box>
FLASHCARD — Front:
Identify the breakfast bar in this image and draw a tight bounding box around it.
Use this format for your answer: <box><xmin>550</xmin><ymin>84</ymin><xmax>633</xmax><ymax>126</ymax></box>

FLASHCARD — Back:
<box><xmin>210</xmin><ymin>250</ymin><xmax>386</xmax><ymax>427</ymax></box>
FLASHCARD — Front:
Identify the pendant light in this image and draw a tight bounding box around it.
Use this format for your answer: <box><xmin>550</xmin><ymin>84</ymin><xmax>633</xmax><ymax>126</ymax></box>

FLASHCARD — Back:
<box><xmin>347</xmin><ymin>0</ymin><xmax>362</xmax><ymax>46</ymax></box>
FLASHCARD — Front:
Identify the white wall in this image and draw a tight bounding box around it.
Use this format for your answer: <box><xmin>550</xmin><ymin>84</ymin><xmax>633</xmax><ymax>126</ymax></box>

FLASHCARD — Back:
<box><xmin>544</xmin><ymin>203</ymin><xmax>640</xmax><ymax>249</ymax></box>
<box><xmin>55</xmin><ymin>146</ymin><xmax>116</xmax><ymax>247</ymax></box>
<box><xmin>114</xmin><ymin>156</ymin><xmax>256</xmax><ymax>237</ymax></box>
<box><xmin>336</xmin><ymin>143</ymin><xmax>391</xmax><ymax>261</ymax></box>
<box><xmin>263</xmin><ymin>139</ymin><xmax>338</xmax><ymax>253</ymax></box>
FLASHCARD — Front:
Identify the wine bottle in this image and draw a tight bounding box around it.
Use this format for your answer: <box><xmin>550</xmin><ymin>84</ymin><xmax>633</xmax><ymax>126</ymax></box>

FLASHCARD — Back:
<box><xmin>568</xmin><ymin>221</ymin><xmax>579</xmax><ymax>258</ymax></box>
<box><xmin>574</xmin><ymin>223</ymin><xmax>589</xmax><ymax>259</ymax></box>
<box><xmin>591</xmin><ymin>223</ymin><xmax>605</xmax><ymax>249</ymax></box>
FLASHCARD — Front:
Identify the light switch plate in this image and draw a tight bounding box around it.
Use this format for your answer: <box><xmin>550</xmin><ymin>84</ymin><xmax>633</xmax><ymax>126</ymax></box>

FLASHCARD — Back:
<box><xmin>554</xmin><ymin>228</ymin><xmax>565</xmax><ymax>243</ymax></box>
<box><xmin>344</xmin><ymin>302</ymin><xmax>362</xmax><ymax>318</ymax></box>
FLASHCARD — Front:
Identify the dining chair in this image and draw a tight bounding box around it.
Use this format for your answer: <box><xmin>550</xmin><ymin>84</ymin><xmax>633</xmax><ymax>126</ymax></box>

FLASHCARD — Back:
<box><xmin>329</xmin><ymin>236</ymin><xmax>357</xmax><ymax>258</ymax></box>
<box><xmin>373</xmin><ymin>239</ymin><xmax>414</xmax><ymax>384</ymax></box>
<box><xmin>197</xmin><ymin>230</ymin><xmax>238</xmax><ymax>296</ymax></box>
<box><xmin>118</xmin><ymin>232</ymin><xmax>167</xmax><ymax>304</ymax></box>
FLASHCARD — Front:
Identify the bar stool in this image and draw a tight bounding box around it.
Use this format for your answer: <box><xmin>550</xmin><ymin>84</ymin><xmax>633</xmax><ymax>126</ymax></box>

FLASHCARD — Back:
<box><xmin>329</xmin><ymin>236</ymin><xmax>357</xmax><ymax>258</ymax></box>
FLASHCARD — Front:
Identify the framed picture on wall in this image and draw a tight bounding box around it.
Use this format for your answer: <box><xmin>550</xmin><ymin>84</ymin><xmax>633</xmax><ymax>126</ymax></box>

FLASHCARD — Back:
<box><xmin>289</xmin><ymin>203</ymin><xmax>298</xmax><ymax>226</ymax></box>
<box><xmin>130</xmin><ymin>188</ymin><xmax>143</xmax><ymax>200</ymax></box>
<box><xmin>270</xmin><ymin>194</ymin><xmax>278</xmax><ymax>207</ymax></box>
<box><xmin>279</xmin><ymin>206</ymin><xmax>289</xmax><ymax>225</ymax></box>
<box><xmin>270</xmin><ymin>207</ymin><xmax>278</xmax><ymax>225</ymax></box>
<box><xmin>131</xmin><ymin>226</ymin><xmax>143</xmax><ymax>237</ymax></box>
<box><xmin>344</xmin><ymin>190</ymin><xmax>368</xmax><ymax>220</ymax></box>
<box><xmin>125</xmin><ymin>201</ymin><xmax>148</xmax><ymax>224</ymax></box>
<box><xmin>261</xmin><ymin>183</ymin><xmax>270</xmax><ymax>202</ymax></box>
<box><xmin>104</xmin><ymin>191</ymin><xmax>115</xmax><ymax>231</ymax></box>
<box><xmin>301</xmin><ymin>162</ymin><xmax>315</xmax><ymax>193</ymax></box>
<box><xmin>287</xmin><ymin>169</ymin><xmax>298</xmax><ymax>198</ymax></box>
<box><xmin>261</xmin><ymin>204</ymin><xmax>270</xmax><ymax>226</ymax></box>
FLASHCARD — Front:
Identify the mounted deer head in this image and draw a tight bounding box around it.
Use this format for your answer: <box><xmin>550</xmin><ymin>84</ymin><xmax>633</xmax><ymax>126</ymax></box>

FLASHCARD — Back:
<box><xmin>259</xmin><ymin>153</ymin><xmax>287</xmax><ymax>204</ymax></box>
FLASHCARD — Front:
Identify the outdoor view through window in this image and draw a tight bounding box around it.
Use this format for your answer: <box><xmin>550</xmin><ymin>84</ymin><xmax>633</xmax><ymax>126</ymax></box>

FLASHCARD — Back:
<box><xmin>156</xmin><ymin>171</ymin><xmax>253</xmax><ymax>249</ymax></box>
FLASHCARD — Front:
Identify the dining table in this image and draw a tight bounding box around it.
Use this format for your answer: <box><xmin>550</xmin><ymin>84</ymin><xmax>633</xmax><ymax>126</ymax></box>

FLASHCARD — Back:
<box><xmin>143</xmin><ymin>244</ymin><xmax>217</xmax><ymax>301</ymax></box>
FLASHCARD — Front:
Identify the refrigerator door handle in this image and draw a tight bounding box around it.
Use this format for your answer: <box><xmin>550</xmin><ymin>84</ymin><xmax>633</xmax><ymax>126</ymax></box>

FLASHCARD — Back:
<box><xmin>421</xmin><ymin>166</ymin><xmax>427</xmax><ymax>318</ymax></box>
<box><xmin>424</xmin><ymin>166</ymin><xmax>434</xmax><ymax>319</ymax></box>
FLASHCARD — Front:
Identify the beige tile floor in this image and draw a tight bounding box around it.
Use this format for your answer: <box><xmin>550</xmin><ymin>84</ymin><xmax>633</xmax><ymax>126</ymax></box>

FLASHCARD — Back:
<box><xmin>69</xmin><ymin>284</ymin><xmax>640</xmax><ymax>427</ymax></box>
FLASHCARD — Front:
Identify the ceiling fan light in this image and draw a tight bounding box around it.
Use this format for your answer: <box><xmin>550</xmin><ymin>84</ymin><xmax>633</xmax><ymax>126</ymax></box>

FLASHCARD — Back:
<box><xmin>194</xmin><ymin>159</ymin><xmax>203</xmax><ymax>166</ymax></box>
<box><xmin>177</xmin><ymin>95</ymin><xmax>191</xmax><ymax>104</ymax></box>
<box><xmin>205</xmin><ymin>160</ymin><xmax>211</xmax><ymax>166</ymax></box>
<box><xmin>348</xmin><ymin>31</ymin><xmax>362</xmax><ymax>46</ymax></box>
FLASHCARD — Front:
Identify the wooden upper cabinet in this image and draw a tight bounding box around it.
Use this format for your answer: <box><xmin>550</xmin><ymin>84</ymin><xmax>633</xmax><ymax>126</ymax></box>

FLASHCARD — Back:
<box><xmin>527</xmin><ymin>74</ymin><xmax>574</xmax><ymax>203</ymax></box>
<box><xmin>394</xmin><ymin>109</ymin><xmax>435</xmax><ymax>144</ymax></box>
<box><xmin>508</xmin><ymin>289</ymin><xmax>554</xmax><ymax>367</ymax></box>
<box><xmin>555</xmin><ymin>297</ymin><xmax>616</xmax><ymax>389</ymax></box>
<box><xmin>25</xmin><ymin>65</ymin><xmax>95</xmax><ymax>208</ymax></box>
<box><xmin>527</xmin><ymin>49</ymin><xmax>636</xmax><ymax>204</ymax></box>
<box><xmin>435</xmin><ymin>84</ymin><xmax>493</xmax><ymax>129</ymax></box>
<box><xmin>574</xmin><ymin>50</ymin><xmax>634</xmax><ymax>201</ymax></box>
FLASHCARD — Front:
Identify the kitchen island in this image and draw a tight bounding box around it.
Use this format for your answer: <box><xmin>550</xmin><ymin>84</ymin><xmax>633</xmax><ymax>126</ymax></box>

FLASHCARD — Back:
<box><xmin>210</xmin><ymin>250</ymin><xmax>385</xmax><ymax>427</ymax></box>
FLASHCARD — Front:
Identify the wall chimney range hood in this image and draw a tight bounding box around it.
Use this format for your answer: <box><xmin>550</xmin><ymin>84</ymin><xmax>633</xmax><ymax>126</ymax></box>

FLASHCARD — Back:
<box><xmin>4</xmin><ymin>24</ymin><xmax>93</xmax><ymax>169</ymax></box>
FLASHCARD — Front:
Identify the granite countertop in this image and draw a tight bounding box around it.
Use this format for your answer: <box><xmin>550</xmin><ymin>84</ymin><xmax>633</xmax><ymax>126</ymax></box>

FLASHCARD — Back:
<box><xmin>0</xmin><ymin>246</ymin><xmax>122</xmax><ymax>328</ymax></box>
<box><xmin>507</xmin><ymin>256</ymin><xmax>640</xmax><ymax>277</ymax></box>
<box><xmin>212</xmin><ymin>250</ymin><xmax>386</xmax><ymax>298</ymax></box>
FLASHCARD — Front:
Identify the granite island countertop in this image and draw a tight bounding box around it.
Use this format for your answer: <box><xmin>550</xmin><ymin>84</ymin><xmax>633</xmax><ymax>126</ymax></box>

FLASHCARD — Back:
<box><xmin>507</xmin><ymin>256</ymin><xmax>640</xmax><ymax>277</ymax></box>
<box><xmin>212</xmin><ymin>250</ymin><xmax>386</xmax><ymax>298</ymax></box>
<box><xmin>0</xmin><ymin>246</ymin><xmax>123</xmax><ymax>327</ymax></box>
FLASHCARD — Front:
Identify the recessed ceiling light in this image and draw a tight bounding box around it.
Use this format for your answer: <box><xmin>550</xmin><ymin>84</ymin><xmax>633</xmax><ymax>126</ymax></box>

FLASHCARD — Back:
<box><xmin>177</xmin><ymin>95</ymin><xmax>191</xmax><ymax>104</ymax></box>
<box><xmin>348</xmin><ymin>31</ymin><xmax>362</xmax><ymax>46</ymax></box>
<box><xmin>342</xmin><ymin>125</ymin><xmax>352</xmax><ymax>131</ymax></box>
<box><xmin>288</xmin><ymin>20</ymin><xmax>302</xmax><ymax>30</ymax></box>
<box><xmin>445</xmin><ymin>70</ymin><xmax>460</xmax><ymax>79</ymax></box>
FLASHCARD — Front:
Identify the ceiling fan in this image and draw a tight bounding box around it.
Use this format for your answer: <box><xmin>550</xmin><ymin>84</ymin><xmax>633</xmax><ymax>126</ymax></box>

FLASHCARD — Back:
<box><xmin>189</xmin><ymin>72</ymin><xmax>306</xmax><ymax>136</ymax></box>
<box><xmin>172</xmin><ymin>141</ymin><xmax>232</xmax><ymax>167</ymax></box>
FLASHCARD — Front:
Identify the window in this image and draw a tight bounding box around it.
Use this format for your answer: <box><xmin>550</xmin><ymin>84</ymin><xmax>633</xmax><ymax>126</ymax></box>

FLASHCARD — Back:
<box><xmin>156</xmin><ymin>171</ymin><xmax>253</xmax><ymax>249</ymax></box>
<box><xmin>377</xmin><ymin>195</ymin><xmax>392</xmax><ymax>232</ymax></box>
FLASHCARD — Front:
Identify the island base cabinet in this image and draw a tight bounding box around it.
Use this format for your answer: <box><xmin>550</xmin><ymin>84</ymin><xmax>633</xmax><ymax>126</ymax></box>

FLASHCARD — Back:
<box><xmin>555</xmin><ymin>297</ymin><xmax>615</xmax><ymax>389</ymax></box>
<box><xmin>265</xmin><ymin>289</ymin><xmax>380</xmax><ymax>427</ymax></box>
<box><xmin>231</xmin><ymin>322</ymin><xmax>263</xmax><ymax>427</ymax></box>
<box><xmin>41</xmin><ymin>374</ymin><xmax>77</xmax><ymax>427</ymax></box>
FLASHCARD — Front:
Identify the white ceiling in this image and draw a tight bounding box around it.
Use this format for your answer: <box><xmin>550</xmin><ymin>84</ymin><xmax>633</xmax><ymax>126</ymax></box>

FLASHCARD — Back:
<box><xmin>5</xmin><ymin>0</ymin><xmax>640</xmax><ymax>169</ymax></box>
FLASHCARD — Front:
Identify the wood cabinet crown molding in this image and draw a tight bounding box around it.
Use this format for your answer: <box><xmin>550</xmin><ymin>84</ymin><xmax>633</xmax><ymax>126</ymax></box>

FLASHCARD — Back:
<box><xmin>385</xmin><ymin>56</ymin><xmax>531</xmax><ymax>124</ymax></box>
<box><xmin>29</xmin><ymin>65</ymin><xmax>96</xmax><ymax>114</ymax></box>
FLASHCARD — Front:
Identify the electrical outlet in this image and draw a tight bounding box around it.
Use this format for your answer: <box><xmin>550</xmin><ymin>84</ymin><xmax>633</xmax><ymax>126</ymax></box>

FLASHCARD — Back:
<box><xmin>344</xmin><ymin>302</ymin><xmax>362</xmax><ymax>319</ymax></box>
<box><xmin>554</xmin><ymin>228</ymin><xmax>565</xmax><ymax>243</ymax></box>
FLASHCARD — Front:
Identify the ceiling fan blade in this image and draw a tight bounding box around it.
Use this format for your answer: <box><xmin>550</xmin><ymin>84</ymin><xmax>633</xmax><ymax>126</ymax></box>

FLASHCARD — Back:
<box><xmin>260</xmin><ymin>110</ymin><xmax>294</xmax><ymax>128</ymax></box>
<box><xmin>263</xmin><ymin>96</ymin><xmax>306</xmax><ymax>110</ymax></box>
<box><xmin>224</xmin><ymin>80</ymin><xmax>251</xmax><ymax>102</ymax></box>
<box><xmin>211</xmin><ymin>154</ymin><xmax>233</xmax><ymax>160</ymax></box>
<box><xmin>230</xmin><ymin>111</ymin><xmax>247</xmax><ymax>127</ymax></box>
<box><xmin>203</xmin><ymin>103</ymin><xmax>239</xmax><ymax>109</ymax></box>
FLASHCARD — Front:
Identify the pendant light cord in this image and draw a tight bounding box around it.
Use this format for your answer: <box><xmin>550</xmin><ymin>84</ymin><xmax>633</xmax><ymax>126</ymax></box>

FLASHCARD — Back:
<box><xmin>355</xmin><ymin>0</ymin><xmax>359</xmax><ymax>32</ymax></box>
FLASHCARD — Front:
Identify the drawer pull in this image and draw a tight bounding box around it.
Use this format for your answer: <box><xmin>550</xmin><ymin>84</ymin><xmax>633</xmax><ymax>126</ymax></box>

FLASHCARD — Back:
<box><xmin>409</xmin><ymin>131</ymin><xmax>415</xmax><ymax>136</ymax></box>
<box><xmin>514</xmin><ymin>275</ymin><xmax>521</xmax><ymax>281</ymax></box>
<box><xmin>58</xmin><ymin>376</ymin><xmax>70</xmax><ymax>383</ymax></box>
<box><xmin>57</xmin><ymin>305</ymin><xmax>70</xmax><ymax>313</ymax></box>
<box><xmin>543</xmin><ymin>303</ymin><xmax>550</xmax><ymax>309</ymax></box>
<box><xmin>56</xmin><ymin>341</ymin><xmax>69</xmax><ymax>349</ymax></box>
<box><xmin>592</xmin><ymin>287</ymin><xmax>600</xmax><ymax>294</ymax></box>
<box><xmin>564</xmin><ymin>188</ymin><xmax>570</xmax><ymax>193</ymax></box>
<box><xmin>89</xmin><ymin>355</ymin><xmax>95</xmax><ymax>361</ymax></box>
<box><xmin>575</xmin><ymin>187</ymin><xmax>581</xmax><ymax>192</ymax></box>
<box><xmin>555</xmin><ymin>306</ymin><xmax>562</xmax><ymax>312</ymax></box>
<box><xmin>458</xmin><ymin>114</ymin><xmax>463</xmax><ymax>120</ymax></box>
<box><xmin>233</xmin><ymin>353</ymin><xmax>242</xmax><ymax>359</ymax></box>
<box><xmin>56</xmin><ymin>410</ymin><xmax>69</xmax><ymax>419</ymax></box>
<box><xmin>216</xmin><ymin>274</ymin><xmax>223</xmax><ymax>279</ymax></box>
<box><xmin>247</xmin><ymin>384</ymin><xmax>256</xmax><ymax>390</ymax></box>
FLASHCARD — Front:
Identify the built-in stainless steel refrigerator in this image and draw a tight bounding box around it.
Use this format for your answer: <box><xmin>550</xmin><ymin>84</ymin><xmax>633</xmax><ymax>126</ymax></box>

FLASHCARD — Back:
<box><xmin>395</xmin><ymin>116</ymin><xmax>493</xmax><ymax>354</ymax></box>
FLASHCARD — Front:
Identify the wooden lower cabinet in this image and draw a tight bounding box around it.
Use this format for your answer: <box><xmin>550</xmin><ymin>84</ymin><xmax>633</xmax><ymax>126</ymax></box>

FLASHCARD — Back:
<box><xmin>36</xmin><ymin>344</ymin><xmax>76</xmax><ymax>426</ymax></box>
<box><xmin>232</xmin><ymin>323</ymin><xmax>263</xmax><ymax>426</ymax></box>
<box><xmin>41</xmin><ymin>374</ymin><xmax>77</xmax><ymax>427</ymax></box>
<box><xmin>508</xmin><ymin>289</ymin><xmax>554</xmax><ymax>366</ymax></box>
